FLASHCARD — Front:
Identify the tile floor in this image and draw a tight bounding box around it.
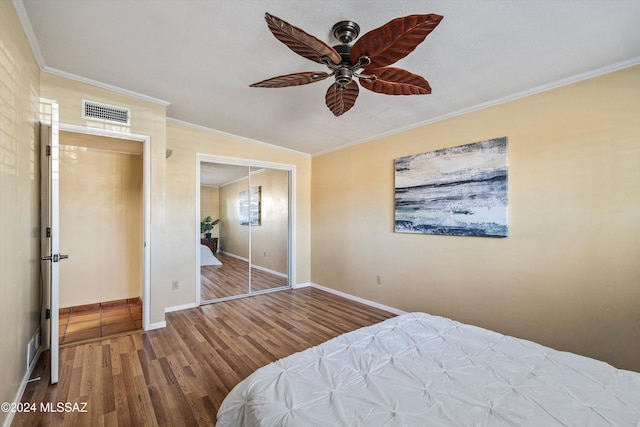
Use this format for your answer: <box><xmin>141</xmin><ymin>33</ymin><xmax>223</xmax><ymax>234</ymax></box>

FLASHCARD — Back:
<box><xmin>58</xmin><ymin>298</ymin><xmax>142</xmax><ymax>346</ymax></box>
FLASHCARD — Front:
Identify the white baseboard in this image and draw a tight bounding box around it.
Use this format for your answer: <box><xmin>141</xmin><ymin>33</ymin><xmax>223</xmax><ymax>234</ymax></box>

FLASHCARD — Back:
<box><xmin>218</xmin><ymin>252</ymin><xmax>288</xmax><ymax>279</ymax></box>
<box><xmin>308</xmin><ymin>283</ymin><xmax>406</xmax><ymax>316</ymax></box>
<box><xmin>252</xmin><ymin>264</ymin><xmax>288</xmax><ymax>278</ymax></box>
<box><xmin>219</xmin><ymin>251</ymin><xmax>247</xmax><ymax>262</ymax></box>
<box><xmin>165</xmin><ymin>302</ymin><xmax>197</xmax><ymax>313</ymax></box>
<box><xmin>292</xmin><ymin>282</ymin><xmax>312</xmax><ymax>289</ymax></box>
<box><xmin>147</xmin><ymin>284</ymin><xmax>402</xmax><ymax>332</ymax></box>
<box><xmin>3</xmin><ymin>330</ymin><xmax>43</xmax><ymax>427</ymax></box>
<box><xmin>146</xmin><ymin>321</ymin><xmax>166</xmax><ymax>331</ymax></box>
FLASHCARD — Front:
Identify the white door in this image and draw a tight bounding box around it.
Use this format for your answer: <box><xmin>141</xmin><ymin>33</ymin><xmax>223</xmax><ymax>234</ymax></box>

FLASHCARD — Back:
<box><xmin>40</xmin><ymin>103</ymin><xmax>63</xmax><ymax>384</ymax></box>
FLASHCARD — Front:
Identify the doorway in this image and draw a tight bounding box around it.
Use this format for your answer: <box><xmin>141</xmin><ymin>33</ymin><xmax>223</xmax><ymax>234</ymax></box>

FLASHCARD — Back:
<box><xmin>56</xmin><ymin>125</ymin><xmax>151</xmax><ymax>334</ymax></box>
<box><xmin>196</xmin><ymin>155</ymin><xmax>295</xmax><ymax>304</ymax></box>
<box><xmin>56</xmin><ymin>130</ymin><xmax>143</xmax><ymax>344</ymax></box>
<box><xmin>40</xmin><ymin>118</ymin><xmax>151</xmax><ymax>383</ymax></box>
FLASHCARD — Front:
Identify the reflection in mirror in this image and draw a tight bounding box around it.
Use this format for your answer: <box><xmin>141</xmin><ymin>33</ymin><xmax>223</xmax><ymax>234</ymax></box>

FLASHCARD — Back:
<box><xmin>200</xmin><ymin>162</ymin><xmax>290</xmax><ymax>304</ymax></box>
<box><xmin>200</xmin><ymin>163</ymin><xmax>250</xmax><ymax>300</ymax></box>
<box><xmin>248</xmin><ymin>167</ymin><xmax>289</xmax><ymax>293</ymax></box>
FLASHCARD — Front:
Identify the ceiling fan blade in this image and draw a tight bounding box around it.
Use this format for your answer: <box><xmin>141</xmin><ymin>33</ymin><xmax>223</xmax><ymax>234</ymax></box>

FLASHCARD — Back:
<box><xmin>250</xmin><ymin>72</ymin><xmax>331</xmax><ymax>88</ymax></box>
<box><xmin>265</xmin><ymin>13</ymin><xmax>342</xmax><ymax>65</ymax></box>
<box><xmin>325</xmin><ymin>81</ymin><xmax>359</xmax><ymax>116</ymax></box>
<box><xmin>350</xmin><ymin>14</ymin><xmax>443</xmax><ymax>70</ymax></box>
<box><xmin>359</xmin><ymin>67</ymin><xmax>431</xmax><ymax>95</ymax></box>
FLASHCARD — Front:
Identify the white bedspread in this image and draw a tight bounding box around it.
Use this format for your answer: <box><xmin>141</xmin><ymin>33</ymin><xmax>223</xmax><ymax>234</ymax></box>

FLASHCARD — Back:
<box><xmin>201</xmin><ymin>244</ymin><xmax>222</xmax><ymax>266</ymax></box>
<box><xmin>216</xmin><ymin>312</ymin><xmax>640</xmax><ymax>427</ymax></box>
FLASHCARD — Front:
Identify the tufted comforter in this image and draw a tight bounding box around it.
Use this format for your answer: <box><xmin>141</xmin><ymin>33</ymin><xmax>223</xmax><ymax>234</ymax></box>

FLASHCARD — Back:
<box><xmin>216</xmin><ymin>312</ymin><xmax>640</xmax><ymax>426</ymax></box>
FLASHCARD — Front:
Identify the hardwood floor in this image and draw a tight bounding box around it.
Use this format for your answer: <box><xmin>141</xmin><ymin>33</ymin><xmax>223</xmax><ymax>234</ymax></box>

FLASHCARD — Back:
<box><xmin>201</xmin><ymin>252</ymin><xmax>288</xmax><ymax>301</ymax></box>
<box><xmin>13</xmin><ymin>287</ymin><xmax>395</xmax><ymax>426</ymax></box>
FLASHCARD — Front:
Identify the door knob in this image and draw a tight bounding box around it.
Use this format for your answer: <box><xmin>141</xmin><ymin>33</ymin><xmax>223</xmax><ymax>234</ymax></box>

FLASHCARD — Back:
<box><xmin>40</xmin><ymin>254</ymin><xmax>69</xmax><ymax>262</ymax></box>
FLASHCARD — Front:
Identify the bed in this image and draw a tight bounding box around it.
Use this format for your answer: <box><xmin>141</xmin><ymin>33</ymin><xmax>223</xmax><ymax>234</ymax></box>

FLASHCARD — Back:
<box><xmin>201</xmin><ymin>244</ymin><xmax>222</xmax><ymax>266</ymax></box>
<box><xmin>216</xmin><ymin>312</ymin><xmax>640</xmax><ymax>426</ymax></box>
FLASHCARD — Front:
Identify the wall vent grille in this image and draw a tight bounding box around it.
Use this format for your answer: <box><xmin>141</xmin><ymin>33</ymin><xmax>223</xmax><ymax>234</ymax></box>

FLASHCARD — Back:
<box><xmin>82</xmin><ymin>100</ymin><xmax>130</xmax><ymax>125</ymax></box>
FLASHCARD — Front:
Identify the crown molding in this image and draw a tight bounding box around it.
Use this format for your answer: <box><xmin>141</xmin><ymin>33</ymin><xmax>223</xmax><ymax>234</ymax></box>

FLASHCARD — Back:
<box><xmin>14</xmin><ymin>1</ymin><xmax>171</xmax><ymax>107</ymax></box>
<box><xmin>43</xmin><ymin>67</ymin><xmax>171</xmax><ymax>107</ymax></box>
<box><xmin>12</xmin><ymin>0</ymin><xmax>45</xmax><ymax>68</ymax></box>
<box><xmin>312</xmin><ymin>56</ymin><xmax>640</xmax><ymax>156</ymax></box>
<box><xmin>167</xmin><ymin>117</ymin><xmax>311</xmax><ymax>157</ymax></box>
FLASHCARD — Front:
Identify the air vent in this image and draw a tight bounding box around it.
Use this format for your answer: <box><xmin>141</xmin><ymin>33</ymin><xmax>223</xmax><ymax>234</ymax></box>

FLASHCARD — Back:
<box><xmin>82</xmin><ymin>100</ymin><xmax>130</xmax><ymax>125</ymax></box>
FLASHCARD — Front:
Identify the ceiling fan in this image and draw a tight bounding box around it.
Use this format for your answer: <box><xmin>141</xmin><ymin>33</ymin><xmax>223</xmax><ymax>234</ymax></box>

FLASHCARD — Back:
<box><xmin>250</xmin><ymin>13</ymin><xmax>443</xmax><ymax>116</ymax></box>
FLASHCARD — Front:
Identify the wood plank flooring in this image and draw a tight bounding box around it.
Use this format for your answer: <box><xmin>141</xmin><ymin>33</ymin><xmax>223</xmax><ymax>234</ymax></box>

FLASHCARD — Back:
<box><xmin>13</xmin><ymin>287</ymin><xmax>395</xmax><ymax>426</ymax></box>
<box><xmin>201</xmin><ymin>252</ymin><xmax>288</xmax><ymax>301</ymax></box>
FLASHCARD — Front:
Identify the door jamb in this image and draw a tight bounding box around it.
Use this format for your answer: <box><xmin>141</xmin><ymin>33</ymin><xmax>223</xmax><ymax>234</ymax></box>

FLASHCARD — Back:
<box><xmin>58</xmin><ymin>123</ymin><xmax>151</xmax><ymax>330</ymax></box>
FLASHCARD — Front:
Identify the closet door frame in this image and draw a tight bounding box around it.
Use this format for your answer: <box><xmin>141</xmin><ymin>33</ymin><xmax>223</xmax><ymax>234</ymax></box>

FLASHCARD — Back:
<box><xmin>195</xmin><ymin>154</ymin><xmax>296</xmax><ymax>305</ymax></box>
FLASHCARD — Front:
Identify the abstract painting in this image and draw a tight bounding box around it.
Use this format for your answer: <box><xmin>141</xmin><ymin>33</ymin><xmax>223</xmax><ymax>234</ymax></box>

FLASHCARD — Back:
<box><xmin>395</xmin><ymin>137</ymin><xmax>508</xmax><ymax>237</ymax></box>
<box><xmin>239</xmin><ymin>186</ymin><xmax>261</xmax><ymax>226</ymax></box>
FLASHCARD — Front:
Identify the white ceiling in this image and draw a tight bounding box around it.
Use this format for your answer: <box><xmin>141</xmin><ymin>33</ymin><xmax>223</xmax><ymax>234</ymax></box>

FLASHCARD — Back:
<box><xmin>200</xmin><ymin>162</ymin><xmax>250</xmax><ymax>187</ymax></box>
<box><xmin>17</xmin><ymin>0</ymin><xmax>640</xmax><ymax>155</ymax></box>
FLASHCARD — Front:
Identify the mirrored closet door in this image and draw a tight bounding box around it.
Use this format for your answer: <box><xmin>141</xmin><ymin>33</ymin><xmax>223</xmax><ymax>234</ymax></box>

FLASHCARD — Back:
<box><xmin>199</xmin><ymin>160</ymin><xmax>291</xmax><ymax>303</ymax></box>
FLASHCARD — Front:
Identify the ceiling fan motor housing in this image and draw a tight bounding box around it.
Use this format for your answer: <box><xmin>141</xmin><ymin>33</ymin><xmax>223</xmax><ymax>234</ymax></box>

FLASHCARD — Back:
<box><xmin>333</xmin><ymin>44</ymin><xmax>352</xmax><ymax>65</ymax></box>
<box><xmin>328</xmin><ymin>45</ymin><xmax>353</xmax><ymax>87</ymax></box>
<box><xmin>332</xmin><ymin>20</ymin><xmax>360</xmax><ymax>44</ymax></box>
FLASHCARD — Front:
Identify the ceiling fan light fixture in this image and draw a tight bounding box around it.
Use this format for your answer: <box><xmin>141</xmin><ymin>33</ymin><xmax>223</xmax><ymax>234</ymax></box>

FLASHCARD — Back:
<box><xmin>334</xmin><ymin>68</ymin><xmax>354</xmax><ymax>88</ymax></box>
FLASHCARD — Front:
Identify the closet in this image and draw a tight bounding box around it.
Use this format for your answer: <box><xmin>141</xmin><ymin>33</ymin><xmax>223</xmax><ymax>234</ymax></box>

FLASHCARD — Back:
<box><xmin>199</xmin><ymin>160</ymin><xmax>292</xmax><ymax>303</ymax></box>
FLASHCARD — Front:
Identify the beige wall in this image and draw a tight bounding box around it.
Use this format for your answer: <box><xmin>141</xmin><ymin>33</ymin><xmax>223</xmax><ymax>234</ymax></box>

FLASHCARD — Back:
<box><xmin>165</xmin><ymin>121</ymin><xmax>311</xmax><ymax>309</ymax></box>
<box><xmin>39</xmin><ymin>73</ymin><xmax>168</xmax><ymax>325</ymax></box>
<box><xmin>311</xmin><ymin>66</ymin><xmax>640</xmax><ymax>372</ymax></box>
<box><xmin>0</xmin><ymin>2</ymin><xmax>41</xmax><ymax>423</ymax></box>
<box><xmin>250</xmin><ymin>169</ymin><xmax>289</xmax><ymax>274</ymax></box>
<box><xmin>59</xmin><ymin>144</ymin><xmax>143</xmax><ymax>307</ymax></box>
<box><xmin>219</xmin><ymin>179</ymin><xmax>251</xmax><ymax>258</ymax></box>
<box><xmin>200</xmin><ymin>185</ymin><xmax>220</xmax><ymax>239</ymax></box>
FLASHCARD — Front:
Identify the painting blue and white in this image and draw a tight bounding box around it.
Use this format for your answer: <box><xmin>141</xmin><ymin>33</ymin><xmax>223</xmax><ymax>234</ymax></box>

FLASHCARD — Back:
<box><xmin>239</xmin><ymin>186</ymin><xmax>261</xmax><ymax>226</ymax></box>
<box><xmin>395</xmin><ymin>137</ymin><xmax>508</xmax><ymax>237</ymax></box>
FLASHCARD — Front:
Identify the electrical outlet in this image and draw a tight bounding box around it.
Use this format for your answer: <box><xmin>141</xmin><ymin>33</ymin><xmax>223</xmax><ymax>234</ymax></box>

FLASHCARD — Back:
<box><xmin>172</xmin><ymin>280</ymin><xmax>179</xmax><ymax>290</ymax></box>
<box><xmin>263</xmin><ymin>251</ymin><xmax>267</xmax><ymax>257</ymax></box>
<box><xmin>376</xmin><ymin>275</ymin><xmax>382</xmax><ymax>285</ymax></box>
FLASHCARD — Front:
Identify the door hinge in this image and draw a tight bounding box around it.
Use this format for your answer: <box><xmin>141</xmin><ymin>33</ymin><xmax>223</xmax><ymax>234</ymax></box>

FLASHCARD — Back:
<box><xmin>46</xmin><ymin>227</ymin><xmax>51</xmax><ymax>238</ymax></box>
<box><xmin>46</xmin><ymin>145</ymin><xmax>51</xmax><ymax>156</ymax></box>
<box><xmin>45</xmin><ymin>309</ymin><xmax>51</xmax><ymax>319</ymax></box>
